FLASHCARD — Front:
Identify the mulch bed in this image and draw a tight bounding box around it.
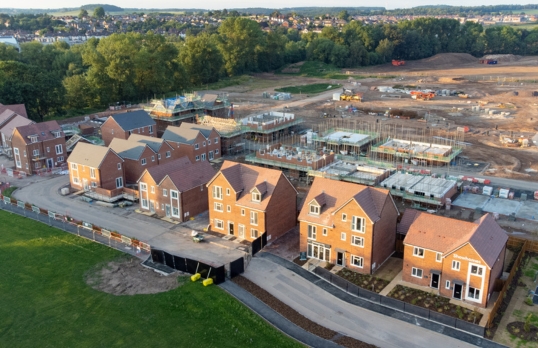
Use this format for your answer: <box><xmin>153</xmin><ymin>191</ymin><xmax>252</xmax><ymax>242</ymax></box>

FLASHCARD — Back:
<box><xmin>232</xmin><ymin>276</ymin><xmax>376</xmax><ymax>348</ymax></box>
<box><xmin>507</xmin><ymin>322</ymin><xmax>538</xmax><ymax>342</ymax></box>
<box><xmin>292</xmin><ymin>256</ymin><xmax>308</xmax><ymax>267</ymax></box>
<box><xmin>387</xmin><ymin>285</ymin><xmax>482</xmax><ymax>324</ymax></box>
<box><xmin>336</xmin><ymin>268</ymin><xmax>390</xmax><ymax>293</ymax></box>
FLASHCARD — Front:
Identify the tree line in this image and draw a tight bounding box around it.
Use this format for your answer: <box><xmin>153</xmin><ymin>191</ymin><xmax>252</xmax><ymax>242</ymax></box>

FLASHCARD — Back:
<box><xmin>0</xmin><ymin>17</ymin><xmax>537</xmax><ymax>121</ymax></box>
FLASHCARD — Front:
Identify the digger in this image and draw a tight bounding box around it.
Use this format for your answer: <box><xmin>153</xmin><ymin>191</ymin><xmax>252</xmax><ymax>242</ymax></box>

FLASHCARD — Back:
<box><xmin>340</xmin><ymin>88</ymin><xmax>362</xmax><ymax>102</ymax></box>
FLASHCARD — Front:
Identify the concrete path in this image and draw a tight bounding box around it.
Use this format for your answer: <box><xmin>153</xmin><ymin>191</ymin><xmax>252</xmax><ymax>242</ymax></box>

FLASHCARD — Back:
<box><xmin>12</xmin><ymin>175</ymin><xmax>246</xmax><ymax>265</ymax></box>
<box><xmin>243</xmin><ymin>255</ymin><xmax>476</xmax><ymax>348</ymax></box>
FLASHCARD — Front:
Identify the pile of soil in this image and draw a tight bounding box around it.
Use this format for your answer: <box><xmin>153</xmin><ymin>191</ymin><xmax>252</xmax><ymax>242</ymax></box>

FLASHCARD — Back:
<box><xmin>507</xmin><ymin>322</ymin><xmax>538</xmax><ymax>342</ymax></box>
<box><xmin>483</xmin><ymin>54</ymin><xmax>521</xmax><ymax>62</ymax></box>
<box><xmin>232</xmin><ymin>276</ymin><xmax>376</xmax><ymax>348</ymax></box>
<box><xmin>438</xmin><ymin>76</ymin><xmax>466</xmax><ymax>83</ymax></box>
<box><xmin>86</xmin><ymin>257</ymin><xmax>183</xmax><ymax>295</ymax></box>
<box><xmin>419</xmin><ymin>53</ymin><xmax>477</xmax><ymax>67</ymax></box>
<box><xmin>518</xmin><ymin>91</ymin><xmax>538</xmax><ymax>97</ymax></box>
<box><xmin>281</xmin><ymin>61</ymin><xmax>304</xmax><ymax>74</ymax></box>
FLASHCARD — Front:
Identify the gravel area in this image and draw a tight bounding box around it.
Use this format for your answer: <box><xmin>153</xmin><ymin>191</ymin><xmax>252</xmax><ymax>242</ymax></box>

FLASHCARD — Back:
<box><xmin>232</xmin><ymin>275</ymin><xmax>376</xmax><ymax>348</ymax></box>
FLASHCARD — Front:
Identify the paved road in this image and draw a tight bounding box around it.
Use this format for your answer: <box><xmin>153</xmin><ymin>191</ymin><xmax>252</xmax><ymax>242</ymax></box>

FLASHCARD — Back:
<box><xmin>12</xmin><ymin>175</ymin><xmax>246</xmax><ymax>264</ymax></box>
<box><xmin>243</xmin><ymin>257</ymin><xmax>476</xmax><ymax>348</ymax></box>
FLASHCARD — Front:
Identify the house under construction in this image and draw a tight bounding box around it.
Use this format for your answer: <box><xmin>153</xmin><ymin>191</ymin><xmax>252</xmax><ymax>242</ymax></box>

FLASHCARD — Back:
<box><xmin>310</xmin><ymin>120</ymin><xmax>379</xmax><ymax>156</ymax></box>
<box><xmin>199</xmin><ymin>112</ymin><xmax>303</xmax><ymax>155</ymax></box>
<box><xmin>143</xmin><ymin>93</ymin><xmax>230</xmax><ymax>136</ymax></box>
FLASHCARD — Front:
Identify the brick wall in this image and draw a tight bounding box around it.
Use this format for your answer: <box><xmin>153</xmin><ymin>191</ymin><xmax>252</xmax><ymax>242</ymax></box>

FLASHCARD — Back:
<box><xmin>101</xmin><ymin>118</ymin><xmax>128</xmax><ymax>146</ymax></box>
<box><xmin>264</xmin><ymin>174</ymin><xmax>297</xmax><ymax>242</ymax></box>
<box><xmin>371</xmin><ymin>195</ymin><xmax>398</xmax><ymax>273</ymax></box>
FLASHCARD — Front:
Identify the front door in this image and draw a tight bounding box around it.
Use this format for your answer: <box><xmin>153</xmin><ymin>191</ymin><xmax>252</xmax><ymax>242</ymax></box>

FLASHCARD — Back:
<box><xmin>149</xmin><ymin>201</ymin><xmax>155</xmax><ymax>213</ymax></box>
<box><xmin>431</xmin><ymin>273</ymin><xmax>439</xmax><ymax>289</ymax></box>
<box><xmin>165</xmin><ymin>204</ymin><xmax>171</xmax><ymax>217</ymax></box>
<box><xmin>336</xmin><ymin>252</ymin><xmax>344</xmax><ymax>266</ymax></box>
<box><xmin>453</xmin><ymin>283</ymin><xmax>462</xmax><ymax>300</ymax></box>
<box><xmin>46</xmin><ymin>158</ymin><xmax>53</xmax><ymax>168</ymax></box>
<box><xmin>228</xmin><ymin>222</ymin><xmax>234</xmax><ymax>235</ymax></box>
<box><xmin>83</xmin><ymin>179</ymin><xmax>89</xmax><ymax>191</ymax></box>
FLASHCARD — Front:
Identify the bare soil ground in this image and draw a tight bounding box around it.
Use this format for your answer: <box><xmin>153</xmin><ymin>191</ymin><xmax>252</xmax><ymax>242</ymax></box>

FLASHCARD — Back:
<box><xmin>86</xmin><ymin>257</ymin><xmax>184</xmax><ymax>295</ymax></box>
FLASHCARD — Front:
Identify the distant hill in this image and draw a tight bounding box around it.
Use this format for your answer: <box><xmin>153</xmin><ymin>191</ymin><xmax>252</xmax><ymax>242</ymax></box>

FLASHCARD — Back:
<box><xmin>80</xmin><ymin>4</ymin><xmax>123</xmax><ymax>12</ymax></box>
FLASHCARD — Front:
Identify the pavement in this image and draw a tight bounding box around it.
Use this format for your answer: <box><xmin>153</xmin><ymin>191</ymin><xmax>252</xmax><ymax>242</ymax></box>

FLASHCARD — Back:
<box><xmin>243</xmin><ymin>254</ymin><xmax>476</xmax><ymax>348</ymax></box>
<box><xmin>11</xmin><ymin>175</ymin><xmax>247</xmax><ymax>266</ymax></box>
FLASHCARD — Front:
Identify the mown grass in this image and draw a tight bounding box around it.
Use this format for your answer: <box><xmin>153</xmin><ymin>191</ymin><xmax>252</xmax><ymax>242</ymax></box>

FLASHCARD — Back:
<box><xmin>1</xmin><ymin>186</ymin><xmax>17</xmax><ymax>197</ymax></box>
<box><xmin>275</xmin><ymin>83</ymin><xmax>341</xmax><ymax>94</ymax></box>
<box><xmin>0</xmin><ymin>211</ymin><xmax>302</xmax><ymax>348</ymax></box>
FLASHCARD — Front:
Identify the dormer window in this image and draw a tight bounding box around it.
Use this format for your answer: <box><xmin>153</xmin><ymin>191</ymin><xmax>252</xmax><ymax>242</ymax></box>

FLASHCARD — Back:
<box><xmin>53</xmin><ymin>131</ymin><xmax>61</xmax><ymax>138</ymax></box>
<box><xmin>309</xmin><ymin>203</ymin><xmax>320</xmax><ymax>215</ymax></box>
<box><xmin>252</xmin><ymin>192</ymin><xmax>261</xmax><ymax>202</ymax></box>
<box><xmin>30</xmin><ymin>136</ymin><xmax>38</xmax><ymax>143</ymax></box>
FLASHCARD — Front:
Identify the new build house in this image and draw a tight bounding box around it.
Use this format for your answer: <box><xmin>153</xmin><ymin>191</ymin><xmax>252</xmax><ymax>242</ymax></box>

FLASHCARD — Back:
<box><xmin>109</xmin><ymin>138</ymin><xmax>161</xmax><ymax>184</ymax></box>
<box><xmin>207</xmin><ymin>161</ymin><xmax>297</xmax><ymax>242</ymax></box>
<box><xmin>401</xmin><ymin>210</ymin><xmax>508</xmax><ymax>307</ymax></box>
<box><xmin>0</xmin><ymin>108</ymin><xmax>33</xmax><ymax>153</ymax></box>
<box><xmin>67</xmin><ymin>142</ymin><xmax>125</xmax><ymax>192</ymax></box>
<box><xmin>11</xmin><ymin>121</ymin><xmax>66</xmax><ymax>175</ymax></box>
<box><xmin>137</xmin><ymin>157</ymin><xmax>216</xmax><ymax>221</ymax></box>
<box><xmin>299</xmin><ymin>177</ymin><xmax>399</xmax><ymax>274</ymax></box>
<box><xmin>101</xmin><ymin>110</ymin><xmax>156</xmax><ymax>146</ymax></box>
<box><xmin>127</xmin><ymin>134</ymin><xmax>176</xmax><ymax>163</ymax></box>
<box><xmin>161</xmin><ymin>123</ymin><xmax>221</xmax><ymax>162</ymax></box>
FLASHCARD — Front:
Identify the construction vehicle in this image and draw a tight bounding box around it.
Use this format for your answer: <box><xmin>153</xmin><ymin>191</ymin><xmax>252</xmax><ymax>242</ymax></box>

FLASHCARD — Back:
<box><xmin>392</xmin><ymin>59</ymin><xmax>405</xmax><ymax>66</ymax></box>
<box><xmin>410</xmin><ymin>91</ymin><xmax>435</xmax><ymax>101</ymax></box>
<box><xmin>458</xmin><ymin>94</ymin><xmax>469</xmax><ymax>99</ymax></box>
<box><xmin>340</xmin><ymin>88</ymin><xmax>362</xmax><ymax>102</ymax></box>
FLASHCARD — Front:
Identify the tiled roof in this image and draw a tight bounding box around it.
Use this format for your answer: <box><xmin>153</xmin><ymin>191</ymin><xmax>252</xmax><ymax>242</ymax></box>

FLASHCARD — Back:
<box><xmin>0</xmin><ymin>113</ymin><xmax>33</xmax><ymax>138</ymax></box>
<box><xmin>166</xmin><ymin>160</ymin><xmax>216</xmax><ymax>192</ymax></box>
<box><xmin>162</xmin><ymin>123</ymin><xmax>214</xmax><ymax>144</ymax></box>
<box><xmin>0</xmin><ymin>103</ymin><xmax>28</xmax><ymax>118</ymax></box>
<box><xmin>298</xmin><ymin>177</ymin><xmax>391</xmax><ymax>227</ymax></box>
<box><xmin>404</xmin><ymin>213</ymin><xmax>507</xmax><ymax>268</ymax></box>
<box><xmin>14</xmin><ymin>120</ymin><xmax>63</xmax><ymax>144</ymax></box>
<box><xmin>215</xmin><ymin>160</ymin><xmax>288</xmax><ymax>211</ymax></box>
<box><xmin>109</xmin><ymin>138</ymin><xmax>153</xmax><ymax>160</ymax></box>
<box><xmin>67</xmin><ymin>142</ymin><xmax>118</xmax><ymax>168</ymax></box>
<box><xmin>128</xmin><ymin>133</ymin><xmax>168</xmax><ymax>152</ymax></box>
<box><xmin>144</xmin><ymin>156</ymin><xmax>191</xmax><ymax>184</ymax></box>
<box><xmin>397</xmin><ymin>209</ymin><xmax>421</xmax><ymax>235</ymax></box>
<box><xmin>109</xmin><ymin>110</ymin><xmax>155</xmax><ymax>131</ymax></box>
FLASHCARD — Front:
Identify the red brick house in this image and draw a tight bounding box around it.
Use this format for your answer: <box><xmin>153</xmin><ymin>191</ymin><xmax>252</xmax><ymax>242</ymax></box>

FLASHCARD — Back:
<box><xmin>299</xmin><ymin>177</ymin><xmax>399</xmax><ymax>274</ymax></box>
<box><xmin>67</xmin><ymin>142</ymin><xmax>125</xmax><ymax>192</ymax></box>
<box><xmin>207</xmin><ymin>161</ymin><xmax>297</xmax><ymax>242</ymax></box>
<box><xmin>101</xmin><ymin>110</ymin><xmax>156</xmax><ymax>146</ymax></box>
<box><xmin>137</xmin><ymin>157</ymin><xmax>216</xmax><ymax>221</ymax></box>
<box><xmin>108</xmin><ymin>138</ymin><xmax>159</xmax><ymax>184</ymax></box>
<box><xmin>128</xmin><ymin>134</ymin><xmax>176</xmax><ymax>164</ymax></box>
<box><xmin>401</xmin><ymin>211</ymin><xmax>508</xmax><ymax>307</ymax></box>
<box><xmin>0</xmin><ymin>108</ymin><xmax>33</xmax><ymax>151</ymax></box>
<box><xmin>161</xmin><ymin>123</ymin><xmax>221</xmax><ymax>162</ymax></box>
<box><xmin>11</xmin><ymin>121</ymin><xmax>66</xmax><ymax>175</ymax></box>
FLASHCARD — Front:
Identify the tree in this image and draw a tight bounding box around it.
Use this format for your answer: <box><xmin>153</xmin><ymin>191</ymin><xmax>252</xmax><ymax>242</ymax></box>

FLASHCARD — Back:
<box><xmin>93</xmin><ymin>7</ymin><xmax>105</xmax><ymax>19</ymax></box>
<box><xmin>0</xmin><ymin>43</ymin><xmax>19</xmax><ymax>61</ymax></box>
<box><xmin>180</xmin><ymin>33</ymin><xmax>222</xmax><ymax>85</ymax></box>
<box><xmin>375</xmin><ymin>39</ymin><xmax>394</xmax><ymax>62</ymax></box>
<box><xmin>338</xmin><ymin>10</ymin><xmax>350</xmax><ymax>21</ymax></box>
<box><xmin>78</xmin><ymin>9</ymin><xmax>88</xmax><ymax>20</ymax></box>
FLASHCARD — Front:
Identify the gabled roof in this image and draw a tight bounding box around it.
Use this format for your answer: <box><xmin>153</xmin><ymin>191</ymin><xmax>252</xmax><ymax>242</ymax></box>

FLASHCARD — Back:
<box><xmin>298</xmin><ymin>177</ymin><xmax>392</xmax><ymax>227</ymax></box>
<box><xmin>14</xmin><ymin>120</ymin><xmax>63</xmax><ymax>144</ymax></box>
<box><xmin>162</xmin><ymin>123</ymin><xmax>215</xmax><ymax>144</ymax></box>
<box><xmin>0</xmin><ymin>113</ymin><xmax>34</xmax><ymax>138</ymax></box>
<box><xmin>67</xmin><ymin>142</ymin><xmax>121</xmax><ymax>168</ymax></box>
<box><xmin>0</xmin><ymin>103</ymin><xmax>28</xmax><ymax>118</ymax></box>
<box><xmin>107</xmin><ymin>110</ymin><xmax>155</xmax><ymax>131</ymax></box>
<box><xmin>141</xmin><ymin>156</ymin><xmax>191</xmax><ymax>184</ymax></box>
<box><xmin>404</xmin><ymin>213</ymin><xmax>507</xmax><ymax>268</ymax></box>
<box><xmin>165</xmin><ymin>160</ymin><xmax>216</xmax><ymax>192</ymax></box>
<box><xmin>209</xmin><ymin>160</ymin><xmax>294</xmax><ymax>211</ymax></box>
<box><xmin>128</xmin><ymin>133</ymin><xmax>170</xmax><ymax>153</ymax></box>
<box><xmin>109</xmin><ymin>138</ymin><xmax>154</xmax><ymax>160</ymax></box>
<box><xmin>397</xmin><ymin>209</ymin><xmax>421</xmax><ymax>235</ymax></box>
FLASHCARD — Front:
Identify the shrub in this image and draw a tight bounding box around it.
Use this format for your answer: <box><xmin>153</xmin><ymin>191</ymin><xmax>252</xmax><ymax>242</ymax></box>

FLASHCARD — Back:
<box><xmin>525</xmin><ymin>297</ymin><xmax>534</xmax><ymax>306</ymax></box>
<box><xmin>411</xmin><ymin>298</ymin><xmax>417</xmax><ymax>305</ymax></box>
<box><xmin>525</xmin><ymin>313</ymin><xmax>533</xmax><ymax>332</ymax></box>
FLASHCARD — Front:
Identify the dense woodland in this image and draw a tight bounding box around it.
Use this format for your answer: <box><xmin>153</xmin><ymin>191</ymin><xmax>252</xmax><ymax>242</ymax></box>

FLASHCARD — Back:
<box><xmin>1</xmin><ymin>17</ymin><xmax>538</xmax><ymax>121</ymax></box>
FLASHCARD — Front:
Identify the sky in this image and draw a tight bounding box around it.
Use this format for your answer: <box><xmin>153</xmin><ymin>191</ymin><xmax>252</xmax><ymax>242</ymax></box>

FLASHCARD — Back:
<box><xmin>4</xmin><ymin>0</ymin><xmax>536</xmax><ymax>10</ymax></box>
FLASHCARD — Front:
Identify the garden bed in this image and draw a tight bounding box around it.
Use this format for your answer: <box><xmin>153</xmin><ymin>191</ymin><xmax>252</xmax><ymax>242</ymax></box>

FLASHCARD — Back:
<box><xmin>387</xmin><ymin>285</ymin><xmax>482</xmax><ymax>324</ymax></box>
<box><xmin>336</xmin><ymin>268</ymin><xmax>390</xmax><ymax>293</ymax></box>
<box><xmin>507</xmin><ymin>321</ymin><xmax>538</xmax><ymax>342</ymax></box>
<box><xmin>232</xmin><ymin>276</ymin><xmax>376</xmax><ymax>348</ymax></box>
<box><xmin>292</xmin><ymin>256</ymin><xmax>307</xmax><ymax>267</ymax></box>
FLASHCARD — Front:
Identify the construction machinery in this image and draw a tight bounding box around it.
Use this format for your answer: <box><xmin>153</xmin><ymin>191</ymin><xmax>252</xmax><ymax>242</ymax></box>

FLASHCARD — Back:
<box><xmin>392</xmin><ymin>59</ymin><xmax>405</xmax><ymax>66</ymax></box>
<box><xmin>340</xmin><ymin>88</ymin><xmax>362</xmax><ymax>102</ymax></box>
<box><xmin>410</xmin><ymin>91</ymin><xmax>435</xmax><ymax>101</ymax></box>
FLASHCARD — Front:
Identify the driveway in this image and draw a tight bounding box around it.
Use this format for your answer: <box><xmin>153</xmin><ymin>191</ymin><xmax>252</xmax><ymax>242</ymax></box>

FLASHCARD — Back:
<box><xmin>243</xmin><ymin>256</ymin><xmax>476</xmax><ymax>348</ymax></box>
<box><xmin>12</xmin><ymin>175</ymin><xmax>246</xmax><ymax>265</ymax></box>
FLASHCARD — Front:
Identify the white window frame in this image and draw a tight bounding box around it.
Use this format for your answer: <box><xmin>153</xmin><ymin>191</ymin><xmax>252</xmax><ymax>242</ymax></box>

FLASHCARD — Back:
<box><xmin>208</xmin><ymin>139</ymin><xmax>211</xmax><ymax>145</ymax></box>
<box><xmin>214</xmin><ymin>219</ymin><xmax>224</xmax><ymax>230</ymax></box>
<box><xmin>32</xmin><ymin>149</ymin><xmax>39</xmax><ymax>157</ymax></box>
<box><xmin>445</xmin><ymin>280</ymin><xmax>451</xmax><ymax>289</ymax></box>
<box><xmin>117</xmin><ymin>163</ymin><xmax>122</xmax><ymax>170</ymax></box>
<box><xmin>46</xmin><ymin>147</ymin><xmax>50</xmax><ymax>153</ymax></box>
<box><xmin>413</xmin><ymin>247</ymin><xmax>425</xmax><ymax>258</ymax></box>
<box><xmin>151</xmin><ymin>155</ymin><xmax>155</xmax><ymax>162</ymax></box>
<box><xmin>252</xmin><ymin>192</ymin><xmax>261</xmax><ymax>202</ymax></box>
<box><xmin>342</xmin><ymin>213</ymin><xmax>347</xmax><ymax>222</ymax></box>
<box><xmin>351</xmin><ymin>255</ymin><xmax>363</xmax><ymax>268</ymax></box>
<box><xmin>412</xmin><ymin>267</ymin><xmax>423</xmax><ymax>278</ymax></box>
<box><xmin>470</xmin><ymin>265</ymin><xmax>484</xmax><ymax>276</ymax></box>
<box><xmin>90</xmin><ymin>168</ymin><xmax>96</xmax><ymax>179</ymax></box>
<box><xmin>214</xmin><ymin>137</ymin><xmax>218</xmax><ymax>144</ymax></box>
<box><xmin>212</xmin><ymin>186</ymin><xmax>222</xmax><ymax>199</ymax></box>
<box><xmin>241</xmin><ymin>209</ymin><xmax>245</xmax><ymax>216</ymax></box>
<box><xmin>452</xmin><ymin>260</ymin><xmax>460</xmax><ymax>271</ymax></box>
<box><xmin>250</xmin><ymin>211</ymin><xmax>258</xmax><ymax>226</ymax></box>
<box><xmin>307</xmin><ymin>225</ymin><xmax>317</xmax><ymax>240</ymax></box>
<box><xmin>467</xmin><ymin>287</ymin><xmax>481</xmax><ymax>300</ymax></box>
<box><xmin>322</xmin><ymin>228</ymin><xmax>327</xmax><ymax>236</ymax></box>
<box><xmin>436</xmin><ymin>252</ymin><xmax>442</xmax><ymax>262</ymax></box>
<box><xmin>351</xmin><ymin>235</ymin><xmax>364</xmax><ymax>247</ymax></box>
<box><xmin>351</xmin><ymin>216</ymin><xmax>365</xmax><ymax>233</ymax></box>
<box><xmin>251</xmin><ymin>229</ymin><xmax>258</xmax><ymax>239</ymax></box>
<box><xmin>163</xmin><ymin>189</ymin><xmax>168</xmax><ymax>197</ymax></box>
<box><xmin>209</xmin><ymin>151</ymin><xmax>214</xmax><ymax>160</ymax></box>
<box><xmin>195</xmin><ymin>155</ymin><xmax>200</xmax><ymax>161</ymax></box>
<box><xmin>151</xmin><ymin>186</ymin><xmax>155</xmax><ymax>194</ymax></box>
<box><xmin>238</xmin><ymin>224</ymin><xmax>245</xmax><ymax>238</ymax></box>
<box><xmin>215</xmin><ymin>149</ymin><xmax>219</xmax><ymax>154</ymax></box>
<box><xmin>194</xmin><ymin>143</ymin><xmax>199</xmax><ymax>150</ymax></box>
<box><xmin>165</xmin><ymin>151</ymin><xmax>171</xmax><ymax>158</ymax></box>
<box><xmin>309</xmin><ymin>204</ymin><xmax>320</xmax><ymax>215</ymax></box>
<box><xmin>201</xmin><ymin>153</ymin><xmax>206</xmax><ymax>161</ymax></box>
<box><xmin>227</xmin><ymin>205</ymin><xmax>231</xmax><ymax>212</ymax></box>
<box><xmin>214</xmin><ymin>202</ymin><xmax>223</xmax><ymax>212</ymax></box>
<box><xmin>341</xmin><ymin>232</ymin><xmax>346</xmax><ymax>241</ymax></box>
<box><xmin>203</xmin><ymin>141</ymin><xmax>206</xmax><ymax>147</ymax></box>
<box><xmin>115</xmin><ymin>177</ymin><xmax>123</xmax><ymax>188</ymax></box>
<box><xmin>141</xmin><ymin>158</ymin><xmax>147</xmax><ymax>166</ymax></box>
<box><xmin>55</xmin><ymin>144</ymin><xmax>63</xmax><ymax>155</ymax></box>
<box><xmin>149</xmin><ymin>125</ymin><xmax>153</xmax><ymax>134</ymax></box>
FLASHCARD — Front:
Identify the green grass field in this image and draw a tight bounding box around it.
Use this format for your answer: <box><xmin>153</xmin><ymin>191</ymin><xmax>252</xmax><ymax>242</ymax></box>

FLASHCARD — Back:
<box><xmin>275</xmin><ymin>83</ymin><xmax>341</xmax><ymax>94</ymax></box>
<box><xmin>0</xmin><ymin>211</ymin><xmax>301</xmax><ymax>348</ymax></box>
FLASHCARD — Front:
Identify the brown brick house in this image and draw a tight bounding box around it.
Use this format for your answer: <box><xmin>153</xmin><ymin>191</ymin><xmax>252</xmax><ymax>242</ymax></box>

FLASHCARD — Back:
<box><xmin>11</xmin><ymin>121</ymin><xmax>66</xmax><ymax>175</ymax></box>
<box><xmin>137</xmin><ymin>157</ymin><xmax>216</xmax><ymax>221</ymax></box>
<box><xmin>161</xmin><ymin>123</ymin><xmax>221</xmax><ymax>162</ymax></box>
<box><xmin>401</xmin><ymin>211</ymin><xmax>508</xmax><ymax>307</ymax></box>
<box><xmin>207</xmin><ymin>161</ymin><xmax>297</xmax><ymax>242</ymax></box>
<box><xmin>0</xmin><ymin>108</ymin><xmax>33</xmax><ymax>151</ymax></box>
<box><xmin>127</xmin><ymin>134</ymin><xmax>176</xmax><ymax>164</ymax></box>
<box><xmin>108</xmin><ymin>138</ymin><xmax>161</xmax><ymax>185</ymax></box>
<box><xmin>101</xmin><ymin>110</ymin><xmax>156</xmax><ymax>146</ymax></box>
<box><xmin>67</xmin><ymin>142</ymin><xmax>125</xmax><ymax>191</ymax></box>
<box><xmin>298</xmin><ymin>177</ymin><xmax>399</xmax><ymax>274</ymax></box>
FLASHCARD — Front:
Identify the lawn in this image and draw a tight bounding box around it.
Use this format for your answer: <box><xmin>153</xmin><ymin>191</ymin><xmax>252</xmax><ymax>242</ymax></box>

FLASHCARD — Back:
<box><xmin>275</xmin><ymin>83</ymin><xmax>341</xmax><ymax>94</ymax></box>
<box><xmin>1</xmin><ymin>186</ymin><xmax>17</xmax><ymax>197</ymax></box>
<box><xmin>0</xmin><ymin>211</ymin><xmax>301</xmax><ymax>348</ymax></box>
